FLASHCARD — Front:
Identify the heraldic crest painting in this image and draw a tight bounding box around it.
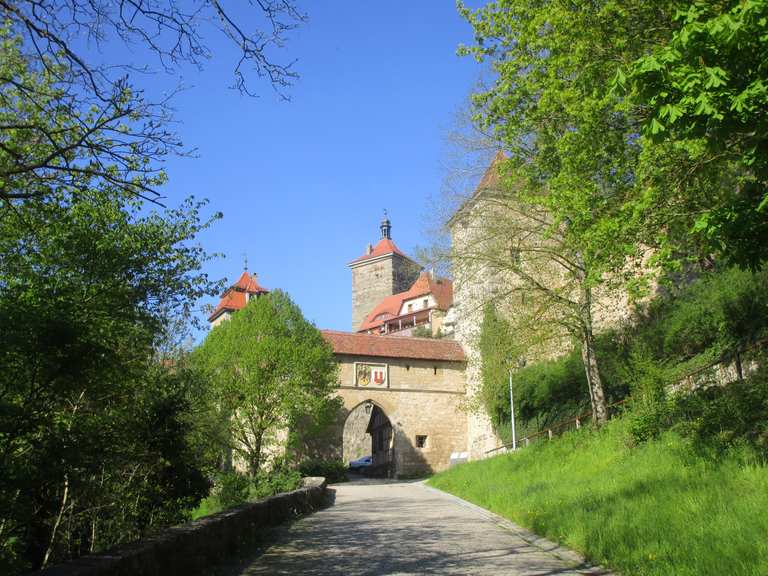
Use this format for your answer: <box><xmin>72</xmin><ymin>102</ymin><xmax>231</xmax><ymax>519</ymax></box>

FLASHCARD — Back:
<box><xmin>355</xmin><ymin>363</ymin><xmax>388</xmax><ymax>388</ymax></box>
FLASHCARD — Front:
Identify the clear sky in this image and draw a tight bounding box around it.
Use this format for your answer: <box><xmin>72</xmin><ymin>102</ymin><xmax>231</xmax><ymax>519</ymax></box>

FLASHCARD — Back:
<box><xmin>150</xmin><ymin>3</ymin><xmax>485</xmax><ymax>334</ymax></box>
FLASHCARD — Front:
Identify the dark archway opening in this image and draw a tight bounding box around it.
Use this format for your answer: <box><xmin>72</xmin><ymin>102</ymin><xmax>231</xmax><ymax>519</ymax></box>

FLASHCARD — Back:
<box><xmin>343</xmin><ymin>401</ymin><xmax>393</xmax><ymax>477</ymax></box>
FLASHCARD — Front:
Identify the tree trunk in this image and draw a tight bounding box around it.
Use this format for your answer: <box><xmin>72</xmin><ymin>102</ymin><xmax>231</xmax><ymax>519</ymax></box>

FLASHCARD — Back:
<box><xmin>579</xmin><ymin>286</ymin><xmax>608</xmax><ymax>426</ymax></box>
<box><xmin>249</xmin><ymin>433</ymin><xmax>264</xmax><ymax>476</ymax></box>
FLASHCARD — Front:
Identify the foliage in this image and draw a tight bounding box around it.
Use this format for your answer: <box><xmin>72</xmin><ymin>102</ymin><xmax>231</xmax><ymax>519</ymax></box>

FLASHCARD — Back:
<box><xmin>672</xmin><ymin>363</ymin><xmax>768</xmax><ymax>459</ymax></box>
<box><xmin>429</xmin><ymin>418</ymin><xmax>768</xmax><ymax>576</ymax></box>
<box><xmin>626</xmin><ymin>0</ymin><xmax>768</xmax><ymax>269</ymax></box>
<box><xmin>454</xmin><ymin>0</ymin><xmax>680</xmax><ymax>424</ymax></box>
<box><xmin>480</xmin><ymin>267</ymin><xmax>768</xmax><ymax>438</ymax></box>
<box><xmin>191</xmin><ymin>465</ymin><xmax>302</xmax><ymax>520</ymax></box>
<box><xmin>0</xmin><ymin>185</ymin><xmax>220</xmax><ymax>572</ymax></box>
<box><xmin>0</xmin><ymin>1</ymin><xmax>305</xmax><ymax>205</ymax></box>
<box><xmin>193</xmin><ymin>291</ymin><xmax>339</xmax><ymax>475</ymax></box>
<box><xmin>298</xmin><ymin>458</ymin><xmax>348</xmax><ymax>484</ymax></box>
<box><xmin>214</xmin><ymin>472</ymin><xmax>252</xmax><ymax>510</ymax></box>
<box><xmin>480</xmin><ymin>303</ymin><xmax>630</xmax><ymax>438</ymax></box>
<box><xmin>411</xmin><ymin>325</ymin><xmax>443</xmax><ymax>339</ymax></box>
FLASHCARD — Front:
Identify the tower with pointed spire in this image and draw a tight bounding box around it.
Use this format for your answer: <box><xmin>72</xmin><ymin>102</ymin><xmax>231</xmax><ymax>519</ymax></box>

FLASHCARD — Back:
<box><xmin>208</xmin><ymin>269</ymin><xmax>269</xmax><ymax>327</ymax></box>
<box><xmin>348</xmin><ymin>213</ymin><xmax>421</xmax><ymax>331</ymax></box>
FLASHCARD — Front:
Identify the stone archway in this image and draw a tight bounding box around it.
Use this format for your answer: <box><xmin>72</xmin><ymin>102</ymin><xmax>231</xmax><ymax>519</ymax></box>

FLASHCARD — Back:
<box><xmin>342</xmin><ymin>400</ymin><xmax>393</xmax><ymax>477</ymax></box>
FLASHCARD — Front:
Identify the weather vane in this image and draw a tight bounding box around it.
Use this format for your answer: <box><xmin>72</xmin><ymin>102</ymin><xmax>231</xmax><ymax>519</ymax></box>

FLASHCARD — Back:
<box><xmin>242</xmin><ymin>252</ymin><xmax>248</xmax><ymax>271</ymax></box>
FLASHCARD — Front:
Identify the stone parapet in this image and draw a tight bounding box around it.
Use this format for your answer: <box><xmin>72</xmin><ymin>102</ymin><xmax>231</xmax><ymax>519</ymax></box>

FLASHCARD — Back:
<box><xmin>37</xmin><ymin>477</ymin><xmax>327</xmax><ymax>576</ymax></box>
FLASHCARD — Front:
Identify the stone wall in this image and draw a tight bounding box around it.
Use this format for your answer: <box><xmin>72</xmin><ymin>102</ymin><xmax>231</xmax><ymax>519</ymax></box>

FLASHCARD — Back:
<box><xmin>320</xmin><ymin>356</ymin><xmax>467</xmax><ymax>477</ymax></box>
<box><xmin>350</xmin><ymin>254</ymin><xmax>421</xmax><ymax>331</ymax></box>
<box><xmin>449</xmin><ymin>188</ymin><xmax>646</xmax><ymax>458</ymax></box>
<box><xmin>342</xmin><ymin>405</ymin><xmax>372</xmax><ymax>463</ymax></box>
<box><xmin>37</xmin><ymin>478</ymin><xmax>327</xmax><ymax>576</ymax></box>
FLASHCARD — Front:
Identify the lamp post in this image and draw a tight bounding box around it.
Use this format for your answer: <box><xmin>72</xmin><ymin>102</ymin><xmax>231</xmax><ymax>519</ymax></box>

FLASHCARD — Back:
<box><xmin>508</xmin><ymin>356</ymin><xmax>526</xmax><ymax>451</ymax></box>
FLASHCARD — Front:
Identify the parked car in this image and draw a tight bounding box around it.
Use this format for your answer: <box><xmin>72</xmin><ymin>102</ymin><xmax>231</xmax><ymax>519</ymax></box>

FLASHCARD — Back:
<box><xmin>349</xmin><ymin>455</ymin><xmax>372</xmax><ymax>470</ymax></box>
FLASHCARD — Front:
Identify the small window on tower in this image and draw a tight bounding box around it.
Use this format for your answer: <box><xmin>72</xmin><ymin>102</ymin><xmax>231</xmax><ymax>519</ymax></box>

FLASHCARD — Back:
<box><xmin>416</xmin><ymin>435</ymin><xmax>428</xmax><ymax>448</ymax></box>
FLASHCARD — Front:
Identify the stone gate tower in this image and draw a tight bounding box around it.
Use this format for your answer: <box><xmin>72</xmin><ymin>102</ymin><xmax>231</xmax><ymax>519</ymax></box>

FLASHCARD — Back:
<box><xmin>349</xmin><ymin>214</ymin><xmax>421</xmax><ymax>330</ymax></box>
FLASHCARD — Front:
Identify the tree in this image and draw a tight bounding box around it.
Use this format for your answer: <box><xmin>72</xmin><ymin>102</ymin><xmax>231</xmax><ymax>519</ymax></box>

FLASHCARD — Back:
<box><xmin>451</xmin><ymin>169</ymin><xmax>626</xmax><ymax>424</ymax></box>
<box><xmin>625</xmin><ymin>0</ymin><xmax>768</xmax><ymax>270</ymax></box>
<box><xmin>0</xmin><ymin>18</ymin><xmax>227</xmax><ymax>571</ymax></box>
<box><xmin>0</xmin><ymin>1</ymin><xmax>305</xmax><ymax>205</ymax></box>
<box><xmin>194</xmin><ymin>291</ymin><xmax>338</xmax><ymax>475</ymax></box>
<box><xmin>454</xmin><ymin>0</ymin><xmax>680</xmax><ymax>423</ymax></box>
<box><xmin>0</xmin><ymin>185</ymin><xmax>221</xmax><ymax>573</ymax></box>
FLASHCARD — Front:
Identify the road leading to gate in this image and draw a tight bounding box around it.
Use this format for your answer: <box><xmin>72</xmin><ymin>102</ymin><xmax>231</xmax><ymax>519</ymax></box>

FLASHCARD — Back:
<box><xmin>223</xmin><ymin>478</ymin><xmax>612</xmax><ymax>576</ymax></box>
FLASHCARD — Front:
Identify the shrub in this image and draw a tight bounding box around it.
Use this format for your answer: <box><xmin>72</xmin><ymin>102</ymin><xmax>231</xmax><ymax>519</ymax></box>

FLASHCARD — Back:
<box><xmin>671</xmin><ymin>362</ymin><xmax>768</xmax><ymax>460</ymax></box>
<box><xmin>299</xmin><ymin>458</ymin><xmax>348</xmax><ymax>483</ymax></box>
<box><xmin>478</xmin><ymin>267</ymin><xmax>768</xmax><ymax>440</ymax></box>
<box><xmin>214</xmin><ymin>472</ymin><xmax>251</xmax><ymax>508</ymax></box>
<box><xmin>250</xmin><ymin>459</ymin><xmax>302</xmax><ymax>500</ymax></box>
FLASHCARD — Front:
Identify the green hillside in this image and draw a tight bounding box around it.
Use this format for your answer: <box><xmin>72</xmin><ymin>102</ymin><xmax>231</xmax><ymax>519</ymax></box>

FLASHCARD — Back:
<box><xmin>428</xmin><ymin>418</ymin><xmax>768</xmax><ymax>576</ymax></box>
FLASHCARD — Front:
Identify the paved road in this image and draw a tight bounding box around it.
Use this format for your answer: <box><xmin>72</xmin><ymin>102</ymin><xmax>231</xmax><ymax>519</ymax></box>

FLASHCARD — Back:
<box><xmin>226</xmin><ymin>478</ymin><xmax>611</xmax><ymax>576</ymax></box>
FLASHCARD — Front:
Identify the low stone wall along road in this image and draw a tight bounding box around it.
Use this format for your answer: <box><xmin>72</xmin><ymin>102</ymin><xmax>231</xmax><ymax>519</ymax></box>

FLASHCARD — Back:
<box><xmin>225</xmin><ymin>477</ymin><xmax>612</xmax><ymax>576</ymax></box>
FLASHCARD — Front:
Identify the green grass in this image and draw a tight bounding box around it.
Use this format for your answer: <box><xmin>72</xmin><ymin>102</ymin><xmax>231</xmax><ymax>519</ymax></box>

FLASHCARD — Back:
<box><xmin>428</xmin><ymin>419</ymin><xmax>768</xmax><ymax>576</ymax></box>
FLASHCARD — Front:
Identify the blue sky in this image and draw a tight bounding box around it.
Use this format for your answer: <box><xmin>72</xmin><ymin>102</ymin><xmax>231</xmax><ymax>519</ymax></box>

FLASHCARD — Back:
<box><xmin>146</xmin><ymin>3</ymin><xmax>485</xmax><ymax>333</ymax></box>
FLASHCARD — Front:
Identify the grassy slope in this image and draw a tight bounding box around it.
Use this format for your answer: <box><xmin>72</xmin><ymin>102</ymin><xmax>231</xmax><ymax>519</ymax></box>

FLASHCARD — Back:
<box><xmin>428</xmin><ymin>419</ymin><xmax>768</xmax><ymax>576</ymax></box>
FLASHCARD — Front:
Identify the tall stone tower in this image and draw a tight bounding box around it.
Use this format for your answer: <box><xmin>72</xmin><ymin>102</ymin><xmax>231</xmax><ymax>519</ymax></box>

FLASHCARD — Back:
<box><xmin>349</xmin><ymin>214</ymin><xmax>421</xmax><ymax>331</ymax></box>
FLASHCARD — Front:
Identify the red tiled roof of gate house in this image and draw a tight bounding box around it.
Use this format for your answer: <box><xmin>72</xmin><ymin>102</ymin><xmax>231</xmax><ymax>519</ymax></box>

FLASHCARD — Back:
<box><xmin>349</xmin><ymin>237</ymin><xmax>412</xmax><ymax>265</ymax></box>
<box><xmin>321</xmin><ymin>330</ymin><xmax>466</xmax><ymax>362</ymax></box>
<box><xmin>208</xmin><ymin>271</ymin><xmax>269</xmax><ymax>322</ymax></box>
<box><xmin>357</xmin><ymin>272</ymin><xmax>453</xmax><ymax>332</ymax></box>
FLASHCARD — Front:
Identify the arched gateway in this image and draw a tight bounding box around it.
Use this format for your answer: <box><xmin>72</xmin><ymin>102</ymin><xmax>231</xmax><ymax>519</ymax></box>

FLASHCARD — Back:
<box><xmin>320</xmin><ymin>330</ymin><xmax>467</xmax><ymax>478</ymax></box>
<box><xmin>343</xmin><ymin>400</ymin><xmax>393</xmax><ymax>476</ymax></box>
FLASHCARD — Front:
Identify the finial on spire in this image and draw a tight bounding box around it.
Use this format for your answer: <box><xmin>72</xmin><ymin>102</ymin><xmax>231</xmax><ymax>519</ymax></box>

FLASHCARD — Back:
<box><xmin>243</xmin><ymin>252</ymin><xmax>248</xmax><ymax>271</ymax></box>
<box><xmin>380</xmin><ymin>210</ymin><xmax>392</xmax><ymax>240</ymax></box>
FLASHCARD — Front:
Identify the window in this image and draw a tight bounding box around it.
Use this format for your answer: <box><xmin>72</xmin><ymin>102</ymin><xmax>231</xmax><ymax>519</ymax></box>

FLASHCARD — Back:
<box><xmin>422</xmin><ymin>298</ymin><xmax>428</xmax><ymax>309</ymax></box>
<box><xmin>433</xmin><ymin>366</ymin><xmax>438</xmax><ymax>375</ymax></box>
<box><xmin>407</xmin><ymin>303</ymin><xmax>413</xmax><ymax>313</ymax></box>
<box><xmin>416</xmin><ymin>435</ymin><xmax>428</xmax><ymax>448</ymax></box>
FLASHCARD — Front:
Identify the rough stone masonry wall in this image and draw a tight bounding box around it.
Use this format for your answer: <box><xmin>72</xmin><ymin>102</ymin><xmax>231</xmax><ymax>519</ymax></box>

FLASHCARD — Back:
<box><xmin>330</xmin><ymin>356</ymin><xmax>467</xmax><ymax>476</ymax></box>
<box><xmin>351</xmin><ymin>257</ymin><xmax>395</xmax><ymax>331</ymax></box>
<box><xmin>450</xmin><ymin>192</ymin><xmax>644</xmax><ymax>458</ymax></box>
<box><xmin>38</xmin><ymin>478</ymin><xmax>327</xmax><ymax>576</ymax></box>
<box><xmin>342</xmin><ymin>407</ymin><xmax>372</xmax><ymax>463</ymax></box>
<box><xmin>350</xmin><ymin>254</ymin><xmax>422</xmax><ymax>331</ymax></box>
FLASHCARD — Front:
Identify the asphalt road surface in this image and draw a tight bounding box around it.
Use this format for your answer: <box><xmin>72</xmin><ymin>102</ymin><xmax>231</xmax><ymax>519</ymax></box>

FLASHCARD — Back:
<box><xmin>224</xmin><ymin>477</ymin><xmax>612</xmax><ymax>576</ymax></box>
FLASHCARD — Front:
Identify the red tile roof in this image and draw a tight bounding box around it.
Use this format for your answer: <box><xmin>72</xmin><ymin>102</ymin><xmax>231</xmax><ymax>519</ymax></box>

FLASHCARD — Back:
<box><xmin>321</xmin><ymin>330</ymin><xmax>465</xmax><ymax>362</ymax></box>
<box><xmin>358</xmin><ymin>272</ymin><xmax>453</xmax><ymax>332</ymax></box>
<box><xmin>477</xmin><ymin>150</ymin><xmax>506</xmax><ymax>192</ymax></box>
<box><xmin>208</xmin><ymin>271</ymin><xmax>268</xmax><ymax>322</ymax></box>
<box><xmin>349</xmin><ymin>237</ymin><xmax>411</xmax><ymax>265</ymax></box>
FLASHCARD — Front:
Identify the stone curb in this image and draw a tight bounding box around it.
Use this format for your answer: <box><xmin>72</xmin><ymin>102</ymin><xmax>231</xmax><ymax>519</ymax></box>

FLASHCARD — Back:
<box><xmin>419</xmin><ymin>481</ymin><xmax>617</xmax><ymax>575</ymax></box>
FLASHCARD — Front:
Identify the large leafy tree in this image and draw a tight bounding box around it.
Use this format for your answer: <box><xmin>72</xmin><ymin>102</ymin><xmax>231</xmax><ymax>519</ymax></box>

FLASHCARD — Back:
<box><xmin>626</xmin><ymin>0</ymin><xmax>768</xmax><ymax>269</ymax></box>
<box><xmin>0</xmin><ymin>187</ymin><xmax>222</xmax><ymax>573</ymax></box>
<box><xmin>456</xmin><ymin>0</ymin><xmax>677</xmax><ymax>423</ymax></box>
<box><xmin>0</xmin><ymin>26</ymin><xmax>223</xmax><ymax>574</ymax></box>
<box><xmin>194</xmin><ymin>291</ymin><xmax>339</xmax><ymax>475</ymax></box>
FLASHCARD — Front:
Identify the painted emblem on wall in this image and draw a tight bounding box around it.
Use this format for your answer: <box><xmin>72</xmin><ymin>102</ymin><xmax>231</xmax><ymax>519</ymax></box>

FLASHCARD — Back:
<box><xmin>355</xmin><ymin>363</ymin><xmax>388</xmax><ymax>388</ymax></box>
